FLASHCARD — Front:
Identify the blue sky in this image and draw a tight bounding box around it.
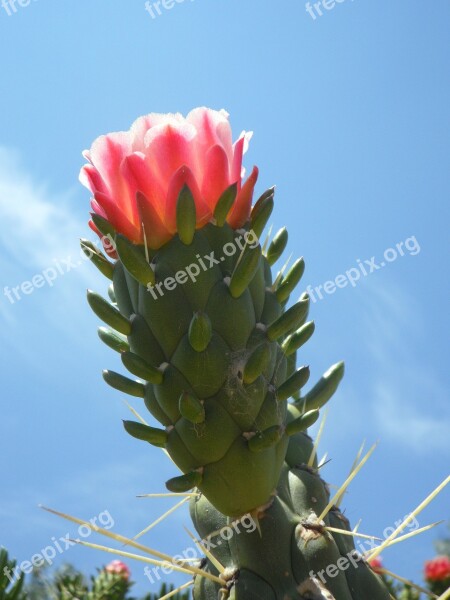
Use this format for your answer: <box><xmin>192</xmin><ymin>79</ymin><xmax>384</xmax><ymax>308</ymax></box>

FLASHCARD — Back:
<box><xmin>0</xmin><ymin>0</ymin><xmax>449</xmax><ymax>595</ymax></box>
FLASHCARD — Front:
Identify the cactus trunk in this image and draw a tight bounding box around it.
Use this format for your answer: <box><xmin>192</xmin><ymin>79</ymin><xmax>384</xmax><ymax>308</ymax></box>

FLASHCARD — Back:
<box><xmin>190</xmin><ymin>418</ymin><xmax>391</xmax><ymax>599</ymax></box>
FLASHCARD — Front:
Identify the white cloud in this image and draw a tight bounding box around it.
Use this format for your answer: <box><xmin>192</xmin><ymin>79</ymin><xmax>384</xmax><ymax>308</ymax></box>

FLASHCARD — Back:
<box><xmin>361</xmin><ymin>282</ymin><xmax>450</xmax><ymax>454</ymax></box>
<box><xmin>0</xmin><ymin>147</ymin><xmax>107</xmax><ymax>343</ymax></box>
<box><xmin>0</xmin><ymin>147</ymin><xmax>84</xmax><ymax>267</ymax></box>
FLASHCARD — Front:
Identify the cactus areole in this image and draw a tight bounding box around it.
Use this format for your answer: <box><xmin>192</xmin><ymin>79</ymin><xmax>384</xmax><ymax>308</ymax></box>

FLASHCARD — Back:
<box><xmin>81</xmin><ymin>108</ymin><xmax>391</xmax><ymax>599</ymax></box>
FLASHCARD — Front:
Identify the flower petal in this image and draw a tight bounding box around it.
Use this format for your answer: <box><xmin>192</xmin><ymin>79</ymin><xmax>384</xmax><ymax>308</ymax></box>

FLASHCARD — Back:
<box><xmin>201</xmin><ymin>144</ymin><xmax>231</xmax><ymax>210</ymax></box>
<box><xmin>144</xmin><ymin>121</ymin><xmax>197</xmax><ymax>189</ymax></box>
<box><xmin>94</xmin><ymin>191</ymin><xmax>141</xmax><ymax>242</ymax></box>
<box><xmin>129</xmin><ymin>112</ymin><xmax>184</xmax><ymax>152</ymax></box>
<box><xmin>136</xmin><ymin>192</ymin><xmax>172</xmax><ymax>249</ymax></box>
<box><xmin>227</xmin><ymin>165</ymin><xmax>259</xmax><ymax>229</ymax></box>
<box><xmin>125</xmin><ymin>153</ymin><xmax>166</xmax><ymax>220</ymax></box>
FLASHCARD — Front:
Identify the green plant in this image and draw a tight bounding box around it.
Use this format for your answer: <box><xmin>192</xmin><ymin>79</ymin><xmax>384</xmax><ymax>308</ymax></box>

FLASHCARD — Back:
<box><xmin>0</xmin><ymin>549</ymin><xmax>26</xmax><ymax>600</ymax></box>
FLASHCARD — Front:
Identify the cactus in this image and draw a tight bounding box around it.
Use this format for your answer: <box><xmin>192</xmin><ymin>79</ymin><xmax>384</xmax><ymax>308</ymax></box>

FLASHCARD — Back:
<box><xmin>189</xmin><ymin>416</ymin><xmax>391</xmax><ymax>600</ymax></box>
<box><xmin>90</xmin><ymin>212</ymin><xmax>336</xmax><ymax>518</ymax></box>
<box><xmin>80</xmin><ymin>108</ymin><xmax>393</xmax><ymax>599</ymax></box>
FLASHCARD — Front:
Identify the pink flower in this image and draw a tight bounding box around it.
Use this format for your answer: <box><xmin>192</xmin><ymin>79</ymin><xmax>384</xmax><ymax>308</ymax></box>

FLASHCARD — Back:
<box><xmin>104</xmin><ymin>560</ymin><xmax>130</xmax><ymax>580</ymax></box>
<box><xmin>80</xmin><ymin>108</ymin><xmax>258</xmax><ymax>251</ymax></box>
<box><xmin>369</xmin><ymin>557</ymin><xmax>384</xmax><ymax>574</ymax></box>
<box><xmin>424</xmin><ymin>556</ymin><xmax>450</xmax><ymax>582</ymax></box>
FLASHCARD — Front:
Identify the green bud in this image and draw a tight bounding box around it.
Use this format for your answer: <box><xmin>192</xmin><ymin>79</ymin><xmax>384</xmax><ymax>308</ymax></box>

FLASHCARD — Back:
<box><xmin>80</xmin><ymin>239</ymin><xmax>114</xmax><ymax>280</ymax></box>
<box><xmin>251</xmin><ymin>192</ymin><xmax>274</xmax><ymax>238</ymax></box>
<box><xmin>275</xmin><ymin>258</ymin><xmax>305</xmax><ymax>303</ymax></box>
<box><xmin>107</xmin><ymin>284</ymin><xmax>116</xmax><ymax>303</ymax></box>
<box><xmin>281</xmin><ymin>321</ymin><xmax>315</xmax><ymax>356</ymax></box>
<box><xmin>123</xmin><ymin>420</ymin><xmax>167</xmax><ymax>447</ymax></box>
<box><xmin>248</xmin><ymin>426</ymin><xmax>282</xmax><ymax>452</ymax></box>
<box><xmin>301</xmin><ymin>361</ymin><xmax>345</xmax><ymax>412</ymax></box>
<box><xmin>266</xmin><ymin>227</ymin><xmax>288</xmax><ymax>266</ymax></box>
<box><xmin>121</xmin><ymin>351</ymin><xmax>163</xmax><ymax>384</ymax></box>
<box><xmin>243</xmin><ymin>344</ymin><xmax>271</xmax><ymax>384</ymax></box>
<box><xmin>87</xmin><ymin>290</ymin><xmax>131</xmax><ymax>335</ymax></box>
<box><xmin>188</xmin><ymin>312</ymin><xmax>213</xmax><ymax>352</ymax></box>
<box><xmin>214</xmin><ymin>183</ymin><xmax>238</xmax><ymax>226</ymax></box>
<box><xmin>176</xmin><ymin>185</ymin><xmax>197</xmax><ymax>245</ymax></box>
<box><xmin>286</xmin><ymin>409</ymin><xmax>320</xmax><ymax>436</ymax></box>
<box><xmin>98</xmin><ymin>327</ymin><xmax>129</xmax><ymax>354</ymax></box>
<box><xmin>179</xmin><ymin>392</ymin><xmax>205</xmax><ymax>424</ymax></box>
<box><xmin>115</xmin><ymin>235</ymin><xmax>155</xmax><ymax>286</ymax></box>
<box><xmin>91</xmin><ymin>213</ymin><xmax>116</xmax><ymax>238</ymax></box>
<box><xmin>102</xmin><ymin>369</ymin><xmax>145</xmax><ymax>398</ymax></box>
<box><xmin>166</xmin><ymin>471</ymin><xmax>203</xmax><ymax>493</ymax></box>
<box><xmin>229</xmin><ymin>246</ymin><xmax>261</xmax><ymax>299</ymax></box>
<box><xmin>276</xmin><ymin>366</ymin><xmax>310</xmax><ymax>402</ymax></box>
<box><xmin>266</xmin><ymin>296</ymin><xmax>310</xmax><ymax>341</ymax></box>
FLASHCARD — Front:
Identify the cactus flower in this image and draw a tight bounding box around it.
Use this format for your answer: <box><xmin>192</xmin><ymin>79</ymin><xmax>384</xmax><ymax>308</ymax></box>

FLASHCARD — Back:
<box><xmin>80</xmin><ymin>108</ymin><xmax>258</xmax><ymax>251</ymax></box>
<box><xmin>424</xmin><ymin>555</ymin><xmax>450</xmax><ymax>582</ymax></box>
<box><xmin>104</xmin><ymin>559</ymin><xmax>131</xmax><ymax>580</ymax></box>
